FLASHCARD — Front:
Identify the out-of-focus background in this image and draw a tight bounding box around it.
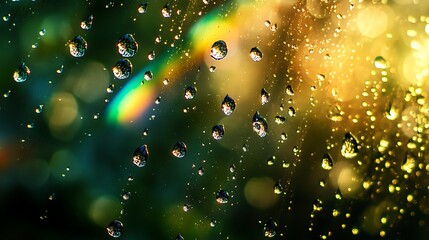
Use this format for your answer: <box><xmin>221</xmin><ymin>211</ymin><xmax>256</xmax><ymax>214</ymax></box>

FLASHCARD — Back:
<box><xmin>1</xmin><ymin>0</ymin><xmax>429</xmax><ymax>239</ymax></box>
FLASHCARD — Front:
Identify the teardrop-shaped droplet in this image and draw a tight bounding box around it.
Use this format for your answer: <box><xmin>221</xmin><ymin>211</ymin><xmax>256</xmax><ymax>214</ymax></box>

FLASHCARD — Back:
<box><xmin>184</xmin><ymin>86</ymin><xmax>197</xmax><ymax>100</ymax></box>
<box><xmin>106</xmin><ymin>220</ymin><xmax>123</xmax><ymax>238</ymax></box>
<box><xmin>263</xmin><ymin>219</ymin><xmax>277</xmax><ymax>238</ymax></box>
<box><xmin>172</xmin><ymin>141</ymin><xmax>187</xmax><ymax>158</ymax></box>
<box><xmin>261</xmin><ymin>88</ymin><xmax>270</xmax><ymax>105</ymax></box>
<box><xmin>161</xmin><ymin>3</ymin><xmax>172</xmax><ymax>18</ymax></box>
<box><xmin>13</xmin><ymin>63</ymin><xmax>30</xmax><ymax>83</ymax></box>
<box><xmin>212</xmin><ymin>124</ymin><xmax>225</xmax><ymax>140</ymax></box>
<box><xmin>221</xmin><ymin>94</ymin><xmax>236</xmax><ymax>115</ymax></box>
<box><xmin>321</xmin><ymin>153</ymin><xmax>333</xmax><ymax>170</ymax></box>
<box><xmin>249</xmin><ymin>47</ymin><xmax>263</xmax><ymax>62</ymax></box>
<box><xmin>117</xmin><ymin>34</ymin><xmax>138</xmax><ymax>57</ymax></box>
<box><xmin>341</xmin><ymin>132</ymin><xmax>359</xmax><ymax>159</ymax></box>
<box><xmin>138</xmin><ymin>2</ymin><xmax>148</xmax><ymax>14</ymax></box>
<box><xmin>112</xmin><ymin>59</ymin><xmax>133</xmax><ymax>79</ymax></box>
<box><xmin>210</xmin><ymin>40</ymin><xmax>228</xmax><ymax>60</ymax></box>
<box><xmin>132</xmin><ymin>144</ymin><xmax>149</xmax><ymax>167</ymax></box>
<box><xmin>252</xmin><ymin>112</ymin><xmax>268</xmax><ymax>137</ymax></box>
<box><xmin>68</xmin><ymin>35</ymin><xmax>87</xmax><ymax>57</ymax></box>
<box><xmin>80</xmin><ymin>15</ymin><xmax>93</xmax><ymax>30</ymax></box>
<box><xmin>215</xmin><ymin>189</ymin><xmax>229</xmax><ymax>204</ymax></box>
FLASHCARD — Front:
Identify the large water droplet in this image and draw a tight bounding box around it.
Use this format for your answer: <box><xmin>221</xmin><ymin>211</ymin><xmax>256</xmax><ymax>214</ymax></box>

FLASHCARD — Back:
<box><xmin>117</xmin><ymin>34</ymin><xmax>138</xmax><ymax>58</ymax></box>
<box><xmin>68</xmin><ymin>35</ymin><xmax>87</xmax><ymax>57</ymax></box>
<box><xmin>112</xmin><ymin>59</ymin><xmax>133</xmax><ymax>79</ymax></box>
<box><xmin>321</xmin><ymin>153</ymin><xmax>333</xmax><ymax>170</ymax></box>
<box><xmin>263</xmin><ymin>219</ymin><xmax>277</xmax><ymax>238</ymax></box>
<box><xmin>138</xmin><ymin>2</ymin><xmax>148</xmax><ymax>14</ymax></box>
<box><xmin>161</xmin><ymin>3</ymin><xmax>172</xmax><ymax>18</ymax></box>
<box><xmin>212</xmin><ymin>124</ymin><xmax>225</xmax><ymax>140</ymax></box>
<box><xmin>252</xmin><ymin>112</ymin><xmax>268</xmax><ymax>137</ymax></box>
<box><xmin>106</xmin><ymin>220</ymin><xmax>123</xmax><ymax>238</ymax></box>
<box><xmin>374</xmin><ymin>56</ymin><xmax>387</xmax><ymax>69</ymax></box>
<box><xmin>80</xmin><ymin>15</ymin><xmax>93</xmax><ymax>30</ymax></box>
<box><xmin>249</xmin><ymin>47</ymin><xmax>263</xmax><ymax>62</ymax></box>
<box><xmin>221</xmin><ymin>95</ymin><xmax>236</xmax><ymax>115</ymax></box>
<box><xmin>172</xmin><ymin>141</ymin><xmax>187</xmax><ymax>158</ymax></box>
<box><xmin>261</xmin><ymin>88</ymin><xmax>270</xmax><ymax>105</ymax></box>
<box><xmin>13</xmin><ymin>63</ymin><xmax>30</xmax><ymax>83</ymax></box>
<box><xmin>341</xmin><ymin>132</ymin><xmax>359</xmax><ymax>159</ymax></box>
<box><xmin>184</xmin><ymin>86</ymin><xmax>197</xmax><ymax>100</ymax></box>
<box><xmin>215</xmin><ymin>189</ymin><xmax>229</xmax><ymax>204</ymax></box>
<box><xmin>210</xmin><ymin>40</ymin><xmax>228</xmax><ymax>60</ymax></box>
<box><xmin>132</xmin><ymin>144</ymin><xmax>149</xmax><ymax>167</ymax></box>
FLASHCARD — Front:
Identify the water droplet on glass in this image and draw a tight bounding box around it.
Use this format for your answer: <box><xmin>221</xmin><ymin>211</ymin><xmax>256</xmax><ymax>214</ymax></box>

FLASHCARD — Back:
<box><xmin>144</xmin><ymin>71</ymin><xmax>153</xmax><ymax>81</ymax></box>
<box><xmin>203</xmin><ymin>0</ymin><xmax>210</xmax><ymax>4</ymax></box>
<box><xmin>3</xmin><ymin>90</ymin><xmax>11</xmax><ymax>98</ymax></box>
<box><xmin>107</xmin><ymin>84</ymin><xmax>115</xmax><ymax>93</ymax></box>
<box><xmin>148</xmin><ymin>50</ymin><xmax>155</xmax><ymax>60</ymax></box>
<box><xmin>209</xmin><ymin>66</ymin><xmax>216</xmax><ymax>72</ymax></box>
<box><xmin>288</xmin><ymin>107</ymin><xmax>296</xmax><ymax>117</ymax></box>
<box><xmin>286</xmin><ymin>85</ymin><xmax>294</xmax><ymax>96</ymax></box>
<box><xmin>210</xmin><ymin>219</ymin><xmax>216</xmax><ymax>227</ymax></box>
<box><xmin>280</xmin><ymin>133</ymin><xmax>287</xmax><ymax>140</ymax></box>
<box><xmin>132</xmin><ymin>144</ymin><xmax>149</xmax><ymax>167</ymax></box>
<box><xmin>184</xmin><ymin>86</ymin><xmax>197</xmax><ymax>100</ymax></box>
<box><xmin>275</xmin><ymin>115</ymin><xmax>285</xmax><ymax>124</ymax></box>
<box><xmin>106</xmin><ymin>220</ymin><xmax>123</xmax><ymax>238</ymax></box>
<box><xmin>229</xmin><ymin>164</ymin><xmax>236</xmax><ymax>173</ymax></box>
<box><xmin>122</xmin><ymin>192</ymin><xmax>131</xmax><ymax>200</ymax></box>
<box><xmin>3</xmin><ymin>14</ymin><xmax>10</xmax><ymax>22</ymax></box>
<box><xmin>374</xmin><ymin>56</ymin><xmax>387</xmax><ymax>69</ymax></box>
<box><xmin>161</xmin><ymin>3</ymin><xmax>172</xmax><ymax>18</ymax></box>
<box><xmin>321</xmin><ymin>153</ymin><xmax>333</xmax><ymax>170</ymax></box>
<box><xmin>48</xmin><ymin>193</ymin><xmax>55</xmax><ymax>200</ymax></box>
<box><xmin>341</xmin><ymin>132</ymin><xmax>359</xmax><ymax>159</ymax></box>
<box><xmin>39</xmin><ymin>28</ymin><xmax>46</xmax><ymax>36</ymax></box>
<box><xmin>249</xmin><ymin>47</ymin><xmax>263</xmax><ymax>62</ymax></box>
<box><xmin>183</xmin><ymin>203</ymin><xmax>191</xmax><ymax>212</ymax></box>
<box><xmin>252</xmin><ymin>112</ymin><xmax>268</xmax><ymax>137</ymax></box>
<box><xmin>221</xmin><ymin>95</ymin><xmax>236</xmax><ymax>115</ymax></box>
<box><xmin>273</xmin><ymin>181</ymin><xmax>283</xmax><ymax>194</ymax></box>
<box><xmin>327</xmin><ymin>104</ymin><xmax>344</xmax><ymax>122</ymax></box>
<box><xmin>175</xmin><ymin>234</ymin><xmax>184</xmax><ymax>240</ymax></box>
<box><xmin>402</xmin><ymin>151</ymin><xmax>416</xmax><ymax>173</ymax></box>
<box><xmin>56</xmin><ymin>65</ymin><xmax>64</xmax><ymax>74</ymax></box>
<box><xmin>67</xmin><ymin>35</ymin><xmax>87</xmax><ymax>57</ymax></box>
<box><xmin>316</xmin><ymin>74</ymin><xmax>325</xmax><ymax>81</ymax></box>
<box><xmin>261</xmin><ymin>88</ymin><xmax>270</xmax><ymax>105</ymax></box>
<box><xmin>264</xmin><ymin>20</ymin><xmax>271</xmax><ymax>27</ymax></box>
<box><xmin>112</xmin><ymin>59</ymin><xmax>132</xmax><ymax>79</ymax></box>
<box><xmin>35</xmin><ymin>105</ymin><xmax>43</xmax><ymax>113</ymax></box>
<box><xmin>210</xmin><ymin>40</ymin><xmax>228</xmax><ymax>60</ymax></box>
<box><xmin>216</xmin><ymin>189</ymin><xmax>229</xmax><ymax>204</ymax></box>
<box><xmin>13</xmin><ymin>62</ymin><xmax>30</xmax><ymax>83</ymax></box>
<box><xmin>313</xmin><ymin>199</ymin><xmax>323</xmax><ymax>211</ymax></box>
<box><xmin>263</xmin><ymin>219</ymin><xmax>277</xmax><ymax>238</ymax></box>
<box><xmin>267</xmin><ymin>156</ymin><xmax>276</xmax><ymax>165</ymax></box>
<box><xmin>172</xmin><ymin>141</ymin><xmax>187</xmax><ymax>158</ymax></box>
<box><xmin>80</xmin><ymin>15</ymin><xmax>93</xmax><ymax>30</ymax></box>
<box><xmin>138</xmin><ymin>2</ymin><xmax>148</xmax><ymax>14</ymax></box>
<box><xmin>198</xmin><ymin>167</ymin><xmax>204</xmax><ymax>176</ymax></box>
<box><xmin>117</xmin><ymin>34</ymin><xmax>138</xmax><ymax>58</ymax></box>
<box><xmin>128</xmin><ymin>175</ymin><xmax>134</xmax><ymax>181</ymax></box>
<box><xmin>212</xmin><ymin>124</ymin><xmax>225</xmax><ymax>140</ymax></box>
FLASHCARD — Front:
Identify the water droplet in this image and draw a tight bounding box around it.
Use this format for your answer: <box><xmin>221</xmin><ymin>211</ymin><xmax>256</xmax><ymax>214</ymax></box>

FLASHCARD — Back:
<box><xmin>3</xmin><ymin>14</ymin><xmax>10</xmax><ymax>22</ymax></box>
<box><xmin>172</xmin><ymin>141</ymin><xmax>187</xmax><ymax>158</ymax></box>
<box><xmin>275</xmin><ymin>115</ymin><xmax>285</xmax><ymax>124</ymax></box>
<box><xmin>35</xmin><ymin>105</ymin><xmax>43</xmax><ymax>113</ymax></box>
<box><xmin>48</xmin><ymin>193</ymin><xmax>55</xmax><ymax>200</ymax></box>
<box><xmin>264</xmin><ymin>20</ymin><xmax>271</xmax><ymax>27</ymax></box>
<box><xmin>138</xmin><ymin>2</ymin><xmax>148</xmax><ymax>14</ymax></box>
<box><xmin>3</xmin><ymin>90</ymin><xmax>11</xmax><ymax>98</ymax></box>
<box><xmin>341</xmin><ymin>132</ymin><xmax>359</xmax><ymax>159</ymax></box>
<box><xmin>210</xmin><ymin>219</ymin><xmax>216</xmax><ymax>227</ymax></box>
<box><xmin>267</xmin><ymin>156</ymin><xmax>276</xmax><ymax>165</ymax></box>
<box><xmin>175</xmin><ymin>234</ymin><xmax>184</xmax><ymax>240</ymax></box>
<box><xmin>327</xmin><ymin>104</ymin><xmax>344</xmax><ymax>122</ymax></box>
<box><xmin>67</xmin><ymin>35</ymin><xmax>87</xmax><ymax>57</ymax></box>
<box><xmin>313</xmin><ymin>199</ymin><xmax>323</xmax><ymax>211</ymax></box>
<box><xmin>280</xmin><ymin>133</ymin><xmax>287</xmax><ymax>140</ymax></box>
<box><xmin>374</xmin><ymin>56</ymin><xmax>387</xmax><ymax>69</ymax></box>
<box><xmin>229</xmin><ymin>164</ymin><xmax>236</xmax><ymax>173</ymax></box>
<box><xmin>215</xmin><ymin>189</ymin><xmax>229</xmax><ymax>204</ymax></box>
<box><xmin>39</xmin><ymin>28</ymin><xmax>46</xmax><ymax>36</ymax></box>
<box><xmin>212</xmin><ymin>124</ymin><xmax>225</xmax><ymax>140</ymax></box>
<box><xmin>286</xmin><ymin>85</ymin><xmax>294</xmax><ymax>96</ymax></box>
<box><xmin>263</xmin><ymin>219</ymin><xmax>277</xmax><ymax>238</ymax></box>
<box><xmin>249</xmin><ymin>47</ymin><xmax>263</xmax><ymax>62</ymax></box>
<box><xmin>210</xmin><ymin>40</ymin><xmax>228</xmax><ymax>60</ymax></box>
<box><xmin>56</xmin><ymin>65</ymin><xmax>64</xmax><ymax>74</ymax></box>
<box><xmin>107</xmin><ymin>84</ymin><xmax>115</xmax><ymax>93</ymax></box>
<box><xmin>273</xmin><ymin>181</ymin><xmax>283</xmax><ymax>194</ymax></box>
<box><xmin>221</xmin><ymin>95</ymin><xmax>236</xmax><ymax>115</ymax></box>
<box><xmin>203</xmin><ymin>0</ymin><xmax>210</xmax><ymax>4</ymax></box>
<box><xmin>321</xmin><ymin>153</ymin><xmax>333</xmax><ymax>170</ymax></box>
<box><xmin>316</xmin><ymin>74</ymin><xmax>325</xmax><ymax>81</ymax></box>
<box><xmin>161</xmin><ymin>3</ymin><xmax>172</xmax><ymax>18</ymax></box>
<box><xmin>112</xmin><ymin>59</ymin><xmax>133</xmax><ymax>79</ymax></box>
<box><xmin>80</xmin><ymin>15</ymin><xmax>94</xmax><ymax>30</ymax></box>
<box><xmin>148</xmin><ymin>51</ymin><xmax>155</xmax><ymax>60</ymax></box>
<box><xmin>261</xmin><ymin>88</ymin><xmax>270</xmax><ymax>105</ymax></box>
<box><xmin>117</xmin><ymin>34</ymin><xmax>138</xmax><ymax>58</ymax></box>
<box><xmin>252</xmin><ymin>112</ymin><xmax>268</xmax><ymax>137</ymax></box>
<box><xmin>13</xmin><ymin>63</ymin><xmax>30</xmax><ymax>83</ymax></box>
<box><xmin>209</xmin><ymin>66</ymin><xmax>216</xmax><ymax>72</ymax></box>
<box><xmin>128</xmin><ymin>176</ymin><xmax>134</xmax><ymax>181</ymax></box>
<box><xmin>132</xmin><ymin>144</ymin><xmax>149</xmax><ymax>167</ymax></box>
<box><xmin>184</xmin><ymin>86</ymin><xmax>197</xmax><ymax>100</ymax></box>
<box><xmin>288</xmin><ymin>107</ymin><xmax>296</xmax><ymax>117</ymax></box>
<box><xmin>198</xmin><ymin>167</ymin><xmax>204</xmax><ymax>176</ymax></box>
<box><xmin>122</xmin><ymin>192</ymin><xmax>131</xmax><ymax>200</ymax></box>
<box><xmin>402</xmin><ymin>151</ymin><xmax>416</xmax><ymax>173</ymax></box>
<box><xmin>144</xmin><ymin>71</ymin><xmax>153</xmax><ymax>81</ymax></box>
<box><xmin>106</xmin><ymin>220</ymin><xmax>123</xmax><ymax>238</ymax></box>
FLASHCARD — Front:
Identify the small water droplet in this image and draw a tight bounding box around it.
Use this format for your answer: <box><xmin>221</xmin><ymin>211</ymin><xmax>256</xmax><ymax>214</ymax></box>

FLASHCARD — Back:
<box><xmin>267</xmin><ymin>156</ymin><xmax>276</xmax><ymax>165</ymax></box>
<box><xmin>212</xmin><ymin>124</ymin><xmax>225</xmax><ymax>140</ymax></box>
<box><xmin>117</xmin><ymin>34</ymin><xmax>138</xmax><ymax>58</ymax></box>
<box><xmin>122</xmin><ymin>192</ymin><xmax>131</xmax><ymax>200</ymax></box>
<box><xmin>215</xmin><ymin>189</ymin><xmax>229</xmax><ymax>204</ymax></box>
<box><xmin>221</xmin><ymin>95</ymin><xmax>236</xmax><ymax>115</ymax></box>
<box><xmin>39</xmin><ymin>28</ymin><xmax>46</xmax><ymax>36</ymax></box>
<box><xmin>183</xmin><ymin>203</ymin><xmax>191</xmax><ymax>212</ymax></box>
<box><xmin>112</xmin><ymin>59</ymin><xmax>133</xmax><ymax>79</ymax></box>
<box><xmin>273</xmin><ymin>181</ymin><xmax>283</xmax><ymax>194</ymax></box>
<box><xmin>138</xmin><ymin>2</ymin><xmax>148</xmax><ymax>14</ymax></box>
<box><xmin>142</xmin><ymin>128</ymin><xmax>149</xmax><ymax>136</ymax></box>
<box><xmin>198</xmin><ymin>167</ymin><xmax>204</xmax><ymax>176</ymax></box>
<box><xmin>128</xmin><ymin>175</ymin><xmax>134</xmax><ymax>181</ymax></box>
<box><xmin>402</xmin><ymin>151</ymin><xmax>416</xmax><ymax>173</ymax></box>
<box><xmin>341</xmin><ymin>132</ymin><xmax>359</xmax><ymax>159</ymax></box>
<box><xmin>313</xmin><ymin>199</ymin><xmax>323</xmax><ymax>211</ymax></box>
<box><xmin>374</xmin><ymin>56</ymin><xmax>387</xmax><ymax>69</ymax></box>
<box><xmin>67</xmin><ymin>35</ymin><xmax>87</xmax><ymax>57</ymax></box>
<box><xmin>263</xmin><ymin>219</ymin><xmax>277</xmax><ymax>238</ymax></box>
<box><xmin>155</xmin><ymin>96</ymin><xmax>161</xmax><ymax>104</ymax></box>
<box><xmin>3</xmin><ymin>90</ymin><xmax>11</xmax><ymax>98</ymax></box>
<box><xmin>209</xmin><ymin>66</ymin><xmax>216</xmax><ymax>72</ymax></box>
<box><xmin>261</xmin><ymin>88</ymin><xmax>270</xmax><ymax>105</ymax></box>
<box><xmin>144</xmin><ymin>71</ymin><xmax>153</xmax><ymax>81</ymax></box>
<box><xmin>288</xmin><ymin>107</ymin><xmax>296</xmax><ymax>117</ymax></box>
<box><xmin>275</xmin><ymin>115</ymin><xmax>285</xmax><ymax>124</ymax></box>
<box><xmin>107</xmin><ymin>84</ymin><xmax>115</xmax><ymax>93</ymax></box>
<box><xmin>132</xmin><ymin>144</ymin><xmax>149</xmax><ymax>167</ymax></box>
<box><xmin>13</xmin><ymin>62</ymin><xmax>30</xmax><ymax>83</ymax></box>
<box><xmin>3</xmin><ymin>14</ymin><xmax>10</xmax><ymax>22</ymax></box>
<box><xmin>106</xmin><ymin>220</ymin><xmax>123</xmax><ymax>238</ymax></box>
<box><xmin>210</xmin><ymin>219</ymin><xmax>216</xmax><ymax>227</ymax></box>
<box><xmin>148</xmin><ymin>50</ymin><xmax>155</xmax><ymax>60</ymax></box>
<box><xmin>252</xmin><ymin>112</ymin><xmax>268</xmax><ymax>137</ymax></box>
<box><xmin>321</xmin><ymin>153</ymin><xmax>333</xmax><ymax>170</ymax></box>
<box><xmin>286</xmin><ymin>85</ymin><xmax>294</xmax><ymax>96</ymax></box>
<box><xmin>161</xmin><ymin>3</ymin><xmax>172</xmax><ymax>17</ymax></box>
<box><xmin>264</xmin><ymin>20</ymin><xmax>271</xmax><ymax>27</ymax></box>
<box><xmin>184</xmin><ymin>86</ymin><xmax>197</xmax><ymax>100</ymax></box>
<box><xmin>56</xmin><ymin>65</ymin><xmax>64</xmax><ymax>74</ymax></box>
<box><xmin>249</xmin><ymin>47</ymin><xmax>263</xmax><ymax>62</ymax></box>
<box><xmin>210</xmin><ymin>40</ymin><xmax>228</xmax><ymax>60</ymax></box>
<box><xmin>172</xmin><ymin>141</ymin><xmax>187</xmax><ymax>158</ymax></box>
<box><xmin>316</xmin><ymin>74</ymin><xmax>325</xmax><ymax>81</ymax></box>
<box><xmin>175</xmin><ymin>234</ymin><xmax>184</xmax><ymax>240</ymax></box>
<box><xmin>48</xmin><ymin>193</ymin><xmax>55</xmax><ymax>201</ymax></box>
<box><xmin>35</xmin><ymin>105</ymin><xmax>43</xmax><ymax>113</ymax></box>
<box><xmin>80</xmin><ymin>15</ymin><xmax>93</xmax><ymax>30</ymax></box>
<box><xmin>280</xmin><ymin>133</ymin><xmax>287</xmax><ymax>140</ymax></box>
